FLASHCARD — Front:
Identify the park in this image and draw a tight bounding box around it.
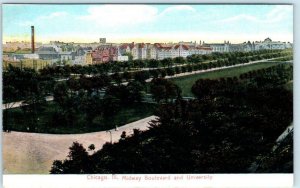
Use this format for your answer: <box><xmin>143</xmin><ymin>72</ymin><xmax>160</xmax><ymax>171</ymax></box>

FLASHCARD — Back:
<box><xmin>2</xmin><ymin>49</ymin><xmax>293</xmax><ymax>174</ymax></box>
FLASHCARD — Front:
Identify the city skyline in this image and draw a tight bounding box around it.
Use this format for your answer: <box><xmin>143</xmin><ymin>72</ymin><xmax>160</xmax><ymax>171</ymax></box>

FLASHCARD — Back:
<box><xmin>3</xmin><ymin>4</ymin><xmax>293</xmax><ymax>44</ymax></box>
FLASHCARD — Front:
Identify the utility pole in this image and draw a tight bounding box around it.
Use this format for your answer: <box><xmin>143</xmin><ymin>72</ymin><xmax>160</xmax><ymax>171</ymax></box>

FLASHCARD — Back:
<box><xmin>106</xmin><ymin>130</ymin><xmax>112</xmax><ymax>144</ymax></box>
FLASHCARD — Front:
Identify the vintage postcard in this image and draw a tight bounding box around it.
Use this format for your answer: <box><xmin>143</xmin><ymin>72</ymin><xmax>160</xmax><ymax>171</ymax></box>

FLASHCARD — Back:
<box><xmin>2</xmin><ymin>4</ymin><xmax>293</xmax><ymax>188</ymax></box>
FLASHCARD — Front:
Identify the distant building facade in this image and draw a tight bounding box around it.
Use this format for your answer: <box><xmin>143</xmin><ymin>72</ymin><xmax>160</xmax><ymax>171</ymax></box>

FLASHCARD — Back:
<box><xmin>7</xmin><ymin>37</ymin><xmax>291</xmax><ymax>66</ymax></box>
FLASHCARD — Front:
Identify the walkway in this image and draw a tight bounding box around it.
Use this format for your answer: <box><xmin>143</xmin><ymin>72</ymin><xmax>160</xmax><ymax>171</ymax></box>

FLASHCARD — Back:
<box><xmin>3</xmin><ymin>115</ymin><xmax>157</xmax><ymax>174</ymax></box>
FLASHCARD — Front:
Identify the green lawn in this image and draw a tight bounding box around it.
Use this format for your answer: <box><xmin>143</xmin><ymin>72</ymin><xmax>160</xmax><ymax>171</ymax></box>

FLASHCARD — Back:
<box><xmin>3</xmin><ymin>102</ymin><xmax>156</xmax><ymax>134</ymax></box>
<box><xmin>268</xmin><ymin>56</ymin><xmax>293</xmax><ymax>62</ymax></box>
<box><xmin>171</xmin><ymin>61</ymin><xmax>282</xmax><ymax>97</ymax></box>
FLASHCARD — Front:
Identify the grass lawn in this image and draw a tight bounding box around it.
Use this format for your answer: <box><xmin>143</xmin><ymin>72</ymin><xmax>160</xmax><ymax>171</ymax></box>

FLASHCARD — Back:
<box><xmin>4</xmin><ymin>102</ymin><xmax>156</xmax><ymax>134</ymax></box>
<box><xmin>268</xmin><ymin>56</ymin><xmax>293</xmax><ymax>62</ymax></box>
<box><xmin>171</xmin><ymin>61</ymin><xmax>282</xmax><ymax>97</ymax></box>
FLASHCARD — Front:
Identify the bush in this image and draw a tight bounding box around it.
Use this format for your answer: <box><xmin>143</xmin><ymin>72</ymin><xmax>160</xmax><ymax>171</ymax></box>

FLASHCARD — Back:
<box><xmin>187</xmin><ymin>65</ymin><xmax>193</xmax><ymax>72</ymax></box>
<box><xmin>166</xmin><ymin>68</ymin><xmax>175</xmax><ymax>76</ymax></box>
<box><xmin>149</xmin><ymin>69</ymin><xmax>160</xmax><ymax>78</ymax></box>
<box><xmin>175</xmin><ymin>66</ymin><xmax>181</xmax><ymax>74</ymax></box>
<box><xmin>134</xmin><ymin>71</ymin><xmax>150</xmax><ymax>83</ymax></box>
<box><xmin>160</xmin><ymin>69</ymin><xmax>167</xmax><ymax>78</ymax></box>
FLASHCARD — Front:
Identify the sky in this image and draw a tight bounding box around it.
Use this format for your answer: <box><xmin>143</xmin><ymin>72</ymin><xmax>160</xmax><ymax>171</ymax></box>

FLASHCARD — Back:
<box><xmin>2</xmin><ymin>4</ymin><xmax>293</xmax><ymax>44</ymax></box>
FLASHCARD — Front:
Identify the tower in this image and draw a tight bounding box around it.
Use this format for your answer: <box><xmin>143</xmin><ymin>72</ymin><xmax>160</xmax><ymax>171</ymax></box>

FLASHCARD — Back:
<box><xmin>99</xmin><ymin>38</ymin><xmax>106</xmax><ymax>44</ymax></box>
<box><xmin>31</xmin><ymin>26</ymin><xmax>35</xmax><ymax>53</ymax></box>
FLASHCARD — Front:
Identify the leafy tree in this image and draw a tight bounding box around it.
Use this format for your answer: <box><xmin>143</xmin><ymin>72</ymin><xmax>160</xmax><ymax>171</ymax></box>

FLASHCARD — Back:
<box><xmin>122</xmin><ymin>71</ymin><xmax>133</xmax><ymax>81</ymax></box>
<box><xmin>53</xmin><ymin>82</ymin><xmax>69</xmax><ymax>109</ymax></box>
<box><xmin>175</xmin><ymin>66</ymin><xmax>181</xmax><ymax>74</ymax></box>
<box><xmin>148</xmin><ymin>59</ymin><xmax>159</xmax><ymax>68</ymax></box>
<box><xmin>111</xmin><ymin>73</ymin><xmax>122</xmax><ymax>85</ymax></box>
<box><xmin>127</xmin><ymin>81</ymin><xmax>144</xmax><ymax>103</ymax></box>
<box><xmin>150</xmin><ymin>78</ymin><xmax>181</xmax><ymax>103</ymax></box>
<box><xmin>124</xmin><ymin>52</ymin><xmax>133</xmax><ymax>62</ymax></box>
<box><xmin>166</xmin><ymin>68</ymin><xmax>175</xmax><ymax>76</ymax></box>
<box><xmin>88</xmin><ymin>144</ymin><xmax>96</xmax><ymax>151</ymax></box>
<box><xmin>174</xmin><ymin>57</ymin><xmax>186</xmax><ymax>64</ymax></box>
<box><xmin>50</xmin><ymin>142</ymin><xmax>91</xmax><ymax>174</ymax></box>
<box><xmin>133</xmin><ymin>71</ymin><xmax>150</xmax><ymax>83</ymax></box>
<box><xmin>102</xmin><ymin>95</ymin><xmax>120</xmax><ymax>117</ymax></box>
<box><xmin>161</xmin><ymin>58</ymin><xmax>173</xmax><ymax>67</ymax></box>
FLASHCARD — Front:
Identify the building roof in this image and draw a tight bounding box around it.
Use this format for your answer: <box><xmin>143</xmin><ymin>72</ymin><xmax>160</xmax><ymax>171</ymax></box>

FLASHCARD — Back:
<box><xmin>196</xmin><ymin>46</ymin><xmax>213</xmax><ymax>50</ymax></box>
<box><xmin>138</xmin><ymin>43</ymin><xmax>145</xmax><ymax>48</ymax></box>
<box><xmin>264</xmin><ymin>37</ymin><xmax>272</xmax><ymax>42</ymax></box>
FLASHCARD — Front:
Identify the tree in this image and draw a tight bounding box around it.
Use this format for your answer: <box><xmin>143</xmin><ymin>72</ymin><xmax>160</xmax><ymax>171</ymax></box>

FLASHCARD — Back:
<box><xmin>166</xmin><ymin>68</ymin><xmax>175</xmax><ymax>76</ymax></box>
<box><xmin>53</xmin><ymin>82</ymin><xmax>69</xmax><ymax>109</ymax></box>
<box><xmin>127</xmin><ymin>81</ymin><xmax>144</xmax><ymax>103</ymax></box>
<box><xmin>191</xmin><ymin>79</ymin><xmax>220</xmax><ymax>100</ymax></box>
<box><xmin>124</xmin><ymin>52</ymin><xmax>133</xmax><ymax>62</ymax></box>
<box><xmin>174</xmin><ymin>57</ymin><xmax>186</xmax><ymax>64</ymax></box>
<box><xmin>175</xmin><ymin>66</ymin><xmax>181</xmax><ymax>74</ymax></box>
<box><xmin>122</xmin><ymin>71</ymin><xmax>133</xmax><ymax>81</ymax></box>
<box><xmin>67</xmin><ymin>77</ymin><xmax>81</xmax><ymax>95</ymax></box>
<box><xmin>148</xmin><ymin>59</ymin><xmax>159</xmax><ymax>68</ymax></box>
<box><xmin>133</xmin><ymin>71</ymin><xmax>150</xmax><ymax>83</ymax></box>
<box><xmin>50</xmin><ymin>142</ymin><xmax>91</xmax><ymax>174</ymax></box>
<box><xmin>102</xmin><ymin>95</ymin><xmax>120</xmax><ymax>117</ymax></box>
<box><xmin>160</xmin><ymin>69</ymin><xmax>167</xmax><ymax>78</ymax></box>
<box><xmin>120</xmin><ymin>131</ymin><xmax>127</xmax><ymax>141</ymax></box>
<box><xmin>93</xmin><ymin>74</ymin><xmax>111</xmax><ymax>94</ymax></box>
<box><xmin>111</xmin><ymin>73</ymin><xmax>122</xmax><ymax>85</ymax></box>
<box><xmin>149</xmin><ymin>69</ymin><xmax>160</xmax><ymax>78</ymax></box>
<box><xmin>150</xmin><ymin>78</ymin><xmax>181</xmax><ymax>103</ymax></box>
<box><xmin>88</xmin><ymin>144</ymin><xmax>96</xmax><ymax>151</ymax></box>
<box><xmin>161</xmin><ymin>58</ymin><xmax>173</xmax><ymax>67</ymax></box>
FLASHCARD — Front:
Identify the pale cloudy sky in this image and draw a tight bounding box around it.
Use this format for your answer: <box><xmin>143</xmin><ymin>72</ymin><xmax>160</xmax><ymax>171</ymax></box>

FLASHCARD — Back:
<box><xmin>2</xmin><ymin>4</ymin><xmax>293</xmax><ymax>44</ymax></box>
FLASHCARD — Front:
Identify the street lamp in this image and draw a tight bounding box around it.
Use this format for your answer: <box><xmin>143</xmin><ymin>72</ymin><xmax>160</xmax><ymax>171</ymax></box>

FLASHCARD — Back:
<box><xmin>106</xmin><ymin>130</ymin><xmax>112</xmax><ymax>144</ymax></box>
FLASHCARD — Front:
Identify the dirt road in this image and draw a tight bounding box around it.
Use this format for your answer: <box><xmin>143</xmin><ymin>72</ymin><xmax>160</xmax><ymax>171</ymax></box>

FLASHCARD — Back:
<box><xmin>3</xmin><ymin>116</ymin><xmax>157</xmax><ymax>174</ymax></box>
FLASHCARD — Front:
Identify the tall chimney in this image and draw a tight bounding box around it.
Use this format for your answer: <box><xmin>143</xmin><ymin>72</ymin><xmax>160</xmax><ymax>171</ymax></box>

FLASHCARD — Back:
<box><xmin>31</xmin><ymin>26</ymin><xmax>35</xmax><ymax>53</ymax></box>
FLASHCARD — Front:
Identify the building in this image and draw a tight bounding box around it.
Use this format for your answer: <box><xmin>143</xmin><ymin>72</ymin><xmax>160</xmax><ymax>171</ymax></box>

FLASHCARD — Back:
<box><xmin>254</xmin><ymin>38</ymin><xmax>292</xmax><ymax>50</ymax></box>
<box><xmin>138</xmin><ymin>43</ymin><xmax>147</xmax><ymax>60</ymax></box>
<box><xmin>117</xmin><ymin>56</ymin><xmax>129</xmax><ymax>62</ymax></box>
<box><xmin>189</xmin><ymin>46</ymin><xmax>213</xmax><ymax>55</ymax></box>
<box><xmin>99</xmin><ymin>38</ymin><xmax>106</xmax><ymax>44</ymax></box>
<box><xmin>85</xmin><ymin>51</ymin><xmax>93</xmax><ymax>65</ymax></box>
<box><xmin>89</xmin><ymin>45</ymin><xmax>119</xmax><ymax>63</ymax></box>
<box><xmin>3</xmin><ymin>41</ymin><xmax>42</xmax><ymax>52</ymax></box>
<box><xmin>72</xmin><ymin>55</ymin><xmax>86</xmax><ymax>65</ymax></box>
<box><xmin>60</xmin><ymin>52</ymin><xmax>74</xmax><ymax>63</ymax></box>
<box><xmin>146</xmin><ymin>44</ymin><xmax>158</xmax><ymax>59</ymax></box>
<box><xmin>203</xmin><ymin>41</ymin><xmax>230</xmax><ymax>53</ymax></box>
<box><xmin>154</xmin><ymin>43</ymin><xmax>212</xmax><ymax>60</ymax></box>
<box><xmin>18</xmin><ymin>38</ymin><xmax>291</xmax><ymax>65</ymax></box>
<box><xmin>36</xmin><ymin>45</ymin><xmax>61</xmax><ymax>61</ymax></box>
<box><xmin>229</xmin><ymin>41</ymin><xmax>255</xmax><ymax>52</ymax></box>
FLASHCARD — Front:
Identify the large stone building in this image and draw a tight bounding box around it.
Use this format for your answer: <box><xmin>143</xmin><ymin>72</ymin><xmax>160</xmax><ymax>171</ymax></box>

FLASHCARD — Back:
<box><xmin>203</xmin><ymin>41</ymin><xmax>230</xmax><ymax>53</ymax></box>
<box><xmin>254</xmin><ymin>38</ymin><xmax>292</xmax><ymax>50</ymax></box>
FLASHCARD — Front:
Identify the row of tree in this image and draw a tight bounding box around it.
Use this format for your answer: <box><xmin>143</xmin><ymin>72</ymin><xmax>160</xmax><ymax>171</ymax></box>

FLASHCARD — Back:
<box><xmin>38</xmin><ymin>49</ymin><xmax>284</xmax><ymax>78</ymax></box>
<box><xmin>3</xmin><ymin>49</ymin><xmax>288</xmax><ymax>103</ymax></box>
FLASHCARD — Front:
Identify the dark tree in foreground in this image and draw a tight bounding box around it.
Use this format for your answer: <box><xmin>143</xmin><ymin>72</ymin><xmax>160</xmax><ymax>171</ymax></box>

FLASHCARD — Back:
<box><xmin>50</xmin><ymin>142</ymin><xmax>92</xmax><ymax>174</ymax></box>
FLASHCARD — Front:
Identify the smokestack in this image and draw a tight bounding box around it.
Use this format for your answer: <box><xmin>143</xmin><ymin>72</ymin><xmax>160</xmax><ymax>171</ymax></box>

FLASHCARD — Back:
<box><xmin>31</xmin><ymin>26</ymin><xmax>35</xmax><ymax>53</ymax></box>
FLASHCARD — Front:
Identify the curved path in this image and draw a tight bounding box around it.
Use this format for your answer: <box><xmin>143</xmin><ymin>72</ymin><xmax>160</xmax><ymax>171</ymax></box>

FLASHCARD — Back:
<box><xmin>3</xmin><ymin>116</ymin><xmax>157</xmax><ymax>174</ymax></box>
